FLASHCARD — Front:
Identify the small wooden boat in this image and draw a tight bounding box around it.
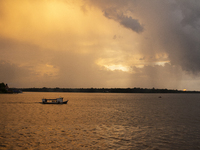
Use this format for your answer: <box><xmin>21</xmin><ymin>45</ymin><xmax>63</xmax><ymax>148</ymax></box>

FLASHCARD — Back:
<box><xmin>42</xmin><ymin>97</ymin><xmax>68</xmax><ymax>104</ymax></box>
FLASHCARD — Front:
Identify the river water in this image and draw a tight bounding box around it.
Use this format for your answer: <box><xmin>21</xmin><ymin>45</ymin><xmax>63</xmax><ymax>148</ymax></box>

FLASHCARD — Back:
<box><xmin>0</xmin><ymin>92</ymin><xmax>200</xmax><ymax>149</ymax></box>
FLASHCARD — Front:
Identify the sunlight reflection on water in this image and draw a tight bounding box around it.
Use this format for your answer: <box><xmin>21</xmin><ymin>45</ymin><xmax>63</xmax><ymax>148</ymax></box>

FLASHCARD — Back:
<box><xmin>0</xmin><ymin>92</ymin><xmax>200</xmax><ymax>149</ymax></box>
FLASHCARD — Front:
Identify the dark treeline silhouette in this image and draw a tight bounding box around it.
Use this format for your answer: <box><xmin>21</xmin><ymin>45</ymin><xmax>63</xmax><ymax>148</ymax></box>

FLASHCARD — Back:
<box><xmin>0</xmin><ymin>82</ymin><xmax>7</xmax><ymax>93</ymax></box>
<box><xmin>21</xmin><ymin>87</ymin><xmax>200</xmax><ymax>93</ymax></box>
<box><xmin>0</xmin><ymin>82</ymin><xmax>22</xmax><ymax>93</ymax></box>
<box><xmin>1</xmin><ymin>81</ymin><xmax>199</xmax><ymax>93</ymax></box>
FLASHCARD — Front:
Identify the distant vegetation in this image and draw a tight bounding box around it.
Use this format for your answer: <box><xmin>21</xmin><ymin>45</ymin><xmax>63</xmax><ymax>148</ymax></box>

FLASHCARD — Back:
<box><xmin>20</xmin><ymin>87</ymin><xmax>200</xmax><ymax>93</ymax></box>
<box><xmin>0</xmin><ymin>82</ymin><xmax>7</xmax><ymax>93</ymax></box>
<box><xmin>1</xmin><ymin>82</ymin><xmax>199</xmax><ymax>93</ymax></box>
<box><xmin>0</xmin><ymin>82</ymin><xmax>22</xmax><ymax>93</ymax></box>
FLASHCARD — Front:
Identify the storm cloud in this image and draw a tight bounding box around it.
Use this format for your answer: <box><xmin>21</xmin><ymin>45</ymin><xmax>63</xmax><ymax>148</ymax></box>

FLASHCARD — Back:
<box><xmin>103</xmin><ymin>8</ymin><xmax>144</xmax><ymax>33</ymax></box>
<box><xmin>87</xmin><ymin>0</ymin><xmax>200</xmax><ymax>73</ymax></box>
<box><xmin>1</xmin><ymin>0</ymin><xmax>200</xmax><ymax>90</ymax></box>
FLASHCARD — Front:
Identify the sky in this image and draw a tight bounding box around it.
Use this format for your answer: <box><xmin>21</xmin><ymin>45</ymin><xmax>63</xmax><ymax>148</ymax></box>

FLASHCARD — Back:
<box><xmin>1</xmin><ymin>0</ymin><xmax>200</xmax><ymax>90</ymax></box>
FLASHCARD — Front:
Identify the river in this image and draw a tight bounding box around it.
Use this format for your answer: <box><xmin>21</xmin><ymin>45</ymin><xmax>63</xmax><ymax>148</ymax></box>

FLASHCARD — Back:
<box><xmin>0</xmin><ymin>92</ymin><xmax>200</xmax><ymax>149</ymax></box>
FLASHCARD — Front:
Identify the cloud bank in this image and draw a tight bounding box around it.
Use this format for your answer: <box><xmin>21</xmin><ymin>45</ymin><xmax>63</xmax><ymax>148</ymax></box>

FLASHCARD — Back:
<box><xmin>86</xmin><ymin>0</ymin><xmax>200</xmax><ymax>73</ymax></box>
<box><xmin>1</xmin><ymin>0</ymin><xmax>200</xmax><ymax>90</ymax></box>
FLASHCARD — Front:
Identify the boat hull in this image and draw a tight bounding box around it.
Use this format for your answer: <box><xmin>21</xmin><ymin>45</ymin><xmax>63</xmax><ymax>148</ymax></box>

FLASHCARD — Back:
<box><xmin>42</xmin><ymin>100</ymin><xmax>68</xmax><ymax>104</ymax></box>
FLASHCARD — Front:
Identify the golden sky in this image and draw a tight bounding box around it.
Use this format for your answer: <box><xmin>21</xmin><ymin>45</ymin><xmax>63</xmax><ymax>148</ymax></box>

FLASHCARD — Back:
<box><xmin>1</xmin><ymin>0</ymin><xmax>200</xmax><ymax>90</ymax></box>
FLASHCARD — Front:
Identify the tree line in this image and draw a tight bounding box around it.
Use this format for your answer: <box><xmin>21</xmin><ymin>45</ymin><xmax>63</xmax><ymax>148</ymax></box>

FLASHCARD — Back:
<box><xmin>20</xmin><ymin>87</ymin><xmax>199</xmax><ymax>93</ymax></box>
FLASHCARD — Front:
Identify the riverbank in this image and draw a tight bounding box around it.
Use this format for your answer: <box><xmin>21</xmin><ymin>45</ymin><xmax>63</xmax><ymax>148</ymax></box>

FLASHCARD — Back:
<box><xmin>20</xmin><ymin>87</ymin><xmax>200</xmax><ymax>93</ymax></box>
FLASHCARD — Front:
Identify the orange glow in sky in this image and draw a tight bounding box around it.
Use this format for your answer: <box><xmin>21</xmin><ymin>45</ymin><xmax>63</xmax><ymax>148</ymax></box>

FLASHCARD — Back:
<box><xmin>1</xmin><ymin>0</ymin><xmax>200</xmax><ymax>90</ymax></box>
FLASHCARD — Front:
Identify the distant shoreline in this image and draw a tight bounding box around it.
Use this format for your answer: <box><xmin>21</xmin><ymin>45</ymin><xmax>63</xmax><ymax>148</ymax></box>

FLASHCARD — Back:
<box><xmin>14</xmin><ymin>87</ymin><xmax>200</xmax><ymax>93</ymax></box>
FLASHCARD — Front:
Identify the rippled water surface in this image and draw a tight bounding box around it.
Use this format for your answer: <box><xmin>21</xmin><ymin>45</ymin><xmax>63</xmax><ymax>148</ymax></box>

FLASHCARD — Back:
<box><xmin>1</xmin><ymin>92</ymin><xmax>200</xmax><ymax>149</ymax></box>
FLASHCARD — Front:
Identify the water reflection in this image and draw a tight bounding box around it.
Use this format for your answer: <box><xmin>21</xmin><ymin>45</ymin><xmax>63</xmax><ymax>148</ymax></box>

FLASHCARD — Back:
<box><xmin>0</xmin><ymin>93</ymin><xmax>200</xmax><ymax>149</ymax></box>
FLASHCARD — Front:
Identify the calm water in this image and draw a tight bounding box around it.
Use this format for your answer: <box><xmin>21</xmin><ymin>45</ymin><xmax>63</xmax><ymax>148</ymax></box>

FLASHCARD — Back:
<box><xmin>0</xmin><ymin>92</ymin><xmax>200</xmax><ymax>150</ymax></box>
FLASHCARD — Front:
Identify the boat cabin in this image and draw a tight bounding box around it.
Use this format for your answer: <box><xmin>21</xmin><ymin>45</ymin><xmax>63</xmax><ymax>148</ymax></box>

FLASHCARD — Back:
<box><xmin>42</xmin><ymin>97</ymin><xmax>63</xmax><ymax>104</ymax></box>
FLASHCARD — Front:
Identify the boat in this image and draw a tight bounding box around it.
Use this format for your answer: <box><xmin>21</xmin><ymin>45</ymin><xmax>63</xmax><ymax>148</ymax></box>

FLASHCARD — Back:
<box><xmin>42</xmin><ymin>97</ymin><xmax>68</xmax><ymax>104</ymax></box>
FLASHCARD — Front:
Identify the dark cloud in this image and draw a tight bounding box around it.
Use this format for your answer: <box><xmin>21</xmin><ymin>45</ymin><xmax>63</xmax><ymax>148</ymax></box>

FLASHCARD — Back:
<box><xmin>85</xmin><ymin>0</ymin><xmax>144</xmax><ymax>33</ymax></box>
<box><xmin>150</xmin><ymin>0</ymin><xmax>200</xmax><ymax>74</ymax></box>
<box><xmin>178</xmin><ymin>0</ymin><xmax>200</xmax><ymax>28</ymax></box>
<box><xmin>1</xmin><ymin>0</ymin><xmax>200</xmax><ymax>90</ymax></box>
<box><xmin>87</xmin><ymin>0</ymin><xmax>200</xmax><ymax>74</ymax></box>
<box><xmin>129</xmin><ymin>64</ymin><xmax>183</xmax><ymax>89</ymax></box>
<box><xmin>166</xmin><ymin>29</ymin><xmax>200</xmax><ymax>74</ymax></box>
<box><xmin>103</xmin><ymin>8</ymin><xmax>144</xmax><ymax>33</ymax></box>
<box><xmin>146</xmin><ymin>0</ymin><xmax>200</xmax><ymax>74</ymax></box>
